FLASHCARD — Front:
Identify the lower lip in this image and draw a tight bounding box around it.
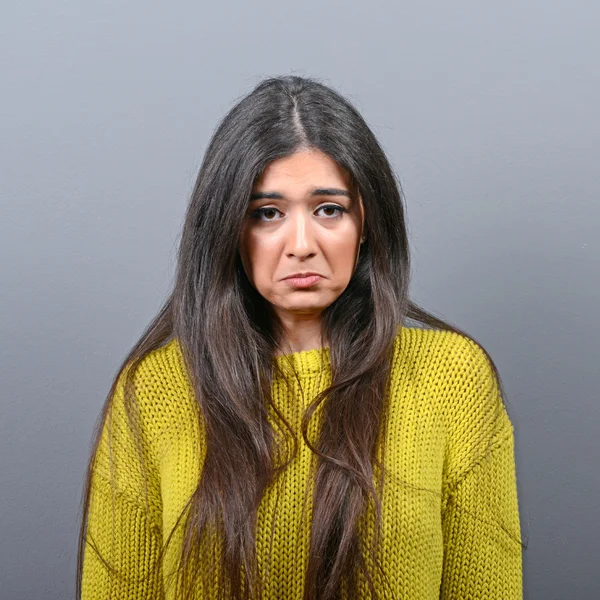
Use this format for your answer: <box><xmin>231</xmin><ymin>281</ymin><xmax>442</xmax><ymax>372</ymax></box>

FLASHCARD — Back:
<box><xmin>283</xmin><ymin>275</ymin><xmax>323</xmax><ymax>288</ymax></box>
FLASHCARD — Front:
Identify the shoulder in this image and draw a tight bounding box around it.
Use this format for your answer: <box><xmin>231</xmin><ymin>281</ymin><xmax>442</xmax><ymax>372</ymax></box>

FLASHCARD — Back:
<box><xmin>391</xmin><ymin>325</ymin><xmax>495</xmax><ymax>385</ymax></box>
<box><xmin>118</xmin><ymin>338</ymin><xmax>198</xmax><ymax>447</ymax></box>
<box><xmin>131</xmin><ymin>337</ymin><xmax>192</xmax><ymax>395</ymax></box>
<box><xmin>391</xmin><ymin>324</ymin><xmax>514</xmax><ymax>458</ymax></box>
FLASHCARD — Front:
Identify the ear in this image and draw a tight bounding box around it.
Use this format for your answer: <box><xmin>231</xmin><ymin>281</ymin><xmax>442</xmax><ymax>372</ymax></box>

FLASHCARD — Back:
<box><xmin>357</xmin><ymin>194</ymin><xmax>366</xmax><ymax>242</ymax></box>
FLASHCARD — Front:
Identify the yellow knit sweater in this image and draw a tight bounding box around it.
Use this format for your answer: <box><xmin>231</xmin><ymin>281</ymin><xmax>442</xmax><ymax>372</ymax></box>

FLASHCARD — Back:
<box><xmin>81</xmin><ymin>326</ymin><xmax>523</xmax><ymax>599</ymax></box>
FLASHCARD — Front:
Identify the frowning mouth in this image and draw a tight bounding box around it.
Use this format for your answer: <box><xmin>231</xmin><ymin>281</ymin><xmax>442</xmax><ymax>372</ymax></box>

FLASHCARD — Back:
<box><xmin>282</xmin><ymin>271</ymin><xmax>323</xmax><ymax>280</ymax></box>
<box><xmin>282</xmin><ymin>274</ymin><xmax>323</xmax><ymax>288</ymax></box>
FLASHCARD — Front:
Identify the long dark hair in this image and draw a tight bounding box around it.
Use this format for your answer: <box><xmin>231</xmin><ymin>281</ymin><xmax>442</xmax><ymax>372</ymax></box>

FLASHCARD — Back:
<box><xmin>76</xmin><ymin>74</ymin><xmax>524</xmax><ymax>600</ymax></box>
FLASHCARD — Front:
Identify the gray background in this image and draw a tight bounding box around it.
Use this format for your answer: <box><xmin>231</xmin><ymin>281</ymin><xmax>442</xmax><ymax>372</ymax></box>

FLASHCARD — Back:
<box><xmin>1</xmin><ymin>1</ymin><xmax>598</xmax><ymax>598</ymax></box>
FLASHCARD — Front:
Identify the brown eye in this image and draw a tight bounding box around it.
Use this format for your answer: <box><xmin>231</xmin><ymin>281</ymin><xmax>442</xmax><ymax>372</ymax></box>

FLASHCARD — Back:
<box><xmin>317</xmin><ymin>204</ymin><xmax>347</xmax><ymax>219</ymax></box>
<box><xmin>249</xmin><ymin>207</ymin><xmax>281</xmax><ymax>221</ymax></box>
<box><xmin>249</xmin><ymin>204</ymin><xmax>348</xmax><ymax>222</ymax></box>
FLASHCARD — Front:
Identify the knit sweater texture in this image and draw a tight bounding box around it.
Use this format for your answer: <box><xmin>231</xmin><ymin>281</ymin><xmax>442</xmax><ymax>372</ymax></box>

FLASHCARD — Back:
<box><xmin>81</xmin><ymin>326</ymin><xmax>523</xmax><ymax>599</ymax></box>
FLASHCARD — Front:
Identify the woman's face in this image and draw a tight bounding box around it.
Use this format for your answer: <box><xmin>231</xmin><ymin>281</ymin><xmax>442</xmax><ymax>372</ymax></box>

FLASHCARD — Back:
<box><xmin>239</xmin><ymin>148</ymin><xmax>365</xmax><ymax>321</ymax></box>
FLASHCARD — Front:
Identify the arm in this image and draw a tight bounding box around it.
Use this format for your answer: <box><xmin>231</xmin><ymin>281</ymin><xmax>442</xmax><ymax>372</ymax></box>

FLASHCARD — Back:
<box><xmin>440</xmin><ymin>428</ymin><xmax>523</xmax><ymax>599</ymax></box>
<box><xmin>81</xmin><ymin>365</ymin><xmax>165</xmax><ymax>599</ymax></box>
<box><xmin>81</xmin><ymin>473</ymin><xmax>165</xmax><ymax>599</ymax></box>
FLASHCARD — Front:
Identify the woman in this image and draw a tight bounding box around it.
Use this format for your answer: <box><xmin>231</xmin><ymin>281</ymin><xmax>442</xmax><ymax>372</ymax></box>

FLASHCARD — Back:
<box><xmin>77</xmin><ymin>75</ymin><xmax>525</xmax><ymax>599</ymax></box>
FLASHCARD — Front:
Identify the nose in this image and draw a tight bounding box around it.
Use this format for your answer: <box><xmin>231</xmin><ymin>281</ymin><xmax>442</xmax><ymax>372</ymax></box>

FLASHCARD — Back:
<box><xmin>285</xmin><ymin>209</ymin><xmax>316</xmax><ymax>258</ymax></box>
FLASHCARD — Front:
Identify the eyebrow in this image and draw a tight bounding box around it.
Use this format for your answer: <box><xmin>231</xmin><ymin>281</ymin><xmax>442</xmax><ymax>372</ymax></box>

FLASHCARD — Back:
<box><xmin>249</xmin><ymin>187</ymin><xmax>351</xmax><ymax>201</ymax></box>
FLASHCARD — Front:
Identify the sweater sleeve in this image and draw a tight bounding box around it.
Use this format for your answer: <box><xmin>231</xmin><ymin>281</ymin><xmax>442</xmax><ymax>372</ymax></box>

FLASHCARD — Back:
<box><xmin>81</xmin><ymin>472</ymin><xmax>165</xmax><ymax>599</ymax></box>
<box><xmin>81</xmin><ymin>364</ymin><xmax>165</xmax><ymax>599</ymax></box>
<box><xmin>439</xmin><ymin>426</ymin><xmax>523</xmax><ymax>599</ymax></box>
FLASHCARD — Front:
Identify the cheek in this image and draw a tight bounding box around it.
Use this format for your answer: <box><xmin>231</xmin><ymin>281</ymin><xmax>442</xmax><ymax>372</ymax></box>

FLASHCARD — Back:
<box><xmin>243</xmin><ymin>239</ymin><xmax>278</xmax><ymax>283</ymax></box>
<box><xmin>328</xmin><ymin>239</ymin><xmax>360</xmax><ymax>273</ymax></box>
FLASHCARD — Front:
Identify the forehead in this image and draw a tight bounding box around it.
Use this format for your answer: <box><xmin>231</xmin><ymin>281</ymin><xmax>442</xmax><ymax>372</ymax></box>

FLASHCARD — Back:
<box><xmin>253</xmin><ymin>149</ymin><xmax>351</xmax><ymax>189</ymax></box>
